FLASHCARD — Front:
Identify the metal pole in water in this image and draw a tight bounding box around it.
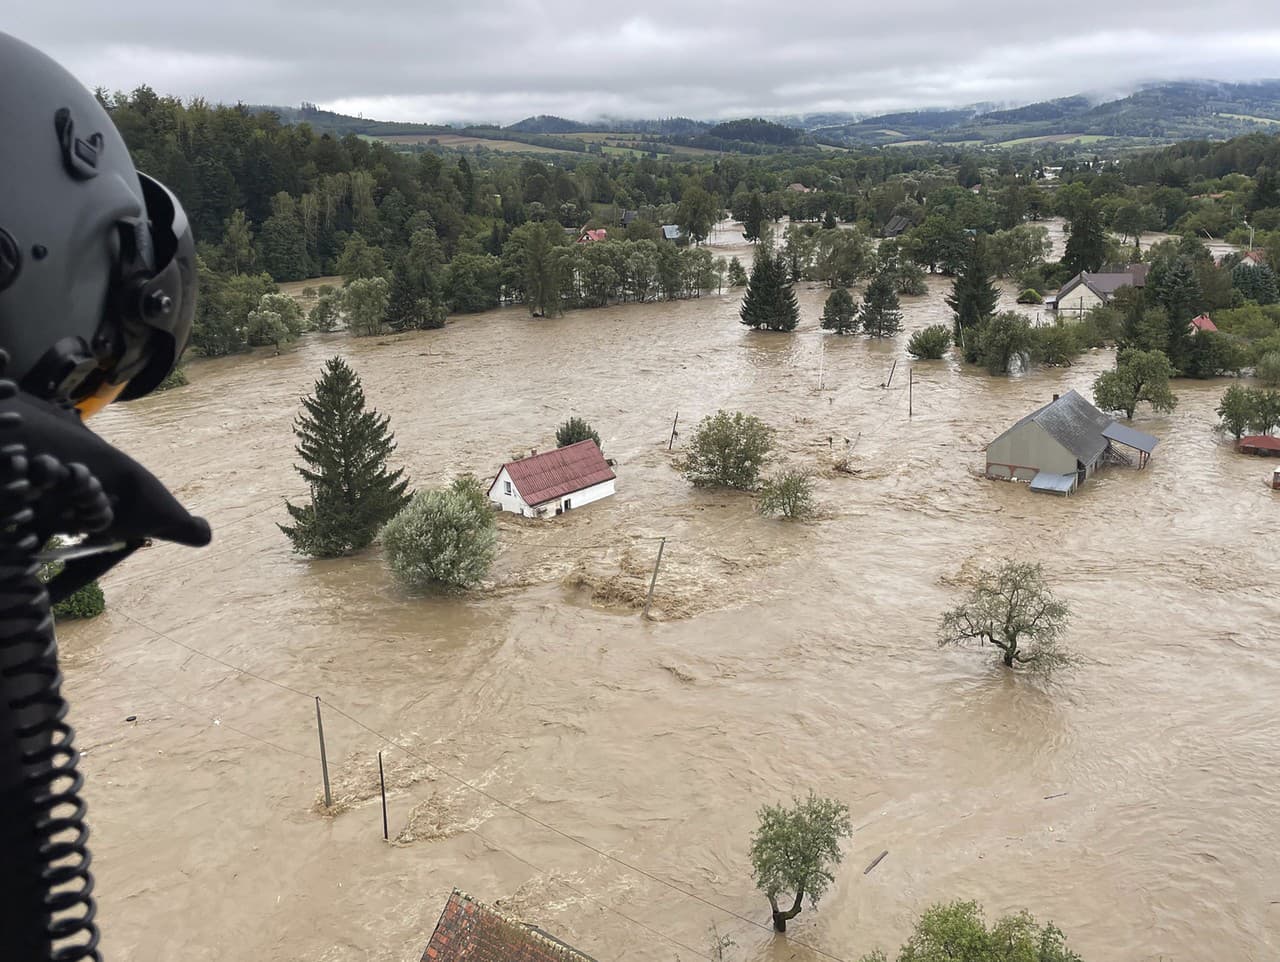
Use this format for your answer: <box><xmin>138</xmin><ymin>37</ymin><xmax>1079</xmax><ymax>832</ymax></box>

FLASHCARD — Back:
<box><xmin>668</xmin><ymin>412</ymin><xmax>679</xmax><ymax>451</ymax></box>
<box><xmin>643</xmin><ymin>537</ymin><xmax>667</xmax><ymax>619</ymax></box>
<box><xmin>909</xmin><ymin>367</ymin><xmax>913</xmax><ymax>419</ymax></box>
<box><xmin>315</xmin><ymin>696</ymin><xmax>331</xmax><ymax>809</ymax></box>
<box><xmin>378</xmin><ymin>750</ymin><xmax>388</xmax><ymax>841</ymax></box>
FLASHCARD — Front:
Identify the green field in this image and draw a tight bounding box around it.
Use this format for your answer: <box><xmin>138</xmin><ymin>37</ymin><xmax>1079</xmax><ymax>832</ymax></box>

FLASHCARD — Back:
<box><xmin>996</xmin><ymin>133</ymin><xmax>1109</xmax><ymax>147</ymax></box>
<box><xmin>1218</xmin><ymin>112</ymin><xmax>1280</xmax><ymax>125</ymax></box>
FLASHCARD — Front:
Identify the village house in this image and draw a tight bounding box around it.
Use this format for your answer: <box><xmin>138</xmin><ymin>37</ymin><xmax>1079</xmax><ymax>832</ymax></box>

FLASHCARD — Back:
<box><xmin>420</xmin><ymin>890</ymin><xmax>598</xmax><ymax>962</ymax></box>
<box><xmin>786</xmin><ymin>182</ymin><xmax>814</xmax><ymax>193</ymax></box>
<box><xmin>1047</xmin><ymin>264</ymin><xmax>1149</xmax><ymax>316</ymax></box>
<box><xmin>660</xmin><ymin>224</ymin><xmax>684</xmax><ymax>243</ymax></box>
<box><xmin>882</xmin><ymin>214</ymin><xmax>911</xmax><ymax>238</ymax></box>
<box><xmin>985</xmin><ymin>390</ymin><xmax>1158</xmax><ymax>495</ymax></box>
<box><xmin>619</xmin><ymin>209</ymin><xmax>638</xmax><ymax>227</ymax></box>
<box><xmin>577</xmin><ymin>228</ymin><xmax>608</xmax><ymax>243</ymax></box>
<box><xmin>488</xmin><ymin>440</ymin><xmax>616</xmax><ymax>518</ymax></box>
<box><xmin>1189</xmin><ymin>313</ymin><xmax>1218</xmax><ymax>335</ymax></box>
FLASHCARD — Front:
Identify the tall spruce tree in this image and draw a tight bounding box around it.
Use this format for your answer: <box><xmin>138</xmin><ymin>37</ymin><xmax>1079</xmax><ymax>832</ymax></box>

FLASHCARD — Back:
<box><xmin>858</xmin><ymin>269</ymin><xmax>903</xmax><ymax>336</ymax></box>
<box><xmin>946</xmin><ymin>237</ymin><xmax>999</xmax><ymax>357</ymax></box>
<box><xmin>1062</xmin><ymin>202</ymin><xmax>1107</xmax><ymax>275</ymax></box>
<box><xmin>820</xmin><ymin>287</ymin><xmax>858</xmax><ymax>333</ymax></box>
<box><xmin>280</xmin><ymin>357</ymin><xmax>410</xmax><ymax>558</ymax></box>
<box><xmin>1153</xmin><ymin>256</ymin><xmax>1202</xmax><ymax>373</ymax></box>
<box><xmin>740</xmin><ymin>247</ymin><xmax>800</xmax><ymax>332</ymax></box>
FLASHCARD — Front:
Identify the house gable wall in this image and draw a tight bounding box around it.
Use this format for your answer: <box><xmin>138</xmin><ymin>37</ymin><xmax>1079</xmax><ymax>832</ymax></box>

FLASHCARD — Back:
<box><xmin>986</xmin><ymin>421</ymin><xmax>1078</xmax><ymax>481</ymax></box>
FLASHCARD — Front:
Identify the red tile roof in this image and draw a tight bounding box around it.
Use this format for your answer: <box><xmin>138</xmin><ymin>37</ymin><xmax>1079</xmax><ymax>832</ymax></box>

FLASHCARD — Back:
<box><xmin>578</xmin><ymin>229</ymin><xmax>608</xmax><ymax>243</ymax></box>
<box><xmin>421</xmin><ymin>890</ymin><xmax>597</xmax><ymax>962</ymax></box>
<box><xmin>1190</xmin><ymin>313</ymin><xmax>1218</xmax><ymax>333</ymax></box>
<box><xmin>495</xmin><ymin>440</ymin><xmax>614</xmax><ymax>507</ymax></box>
<box><xmin>1244</xmin><ymin>250</ymin><xmax>1267</xmax><ymax>266</ymax></box>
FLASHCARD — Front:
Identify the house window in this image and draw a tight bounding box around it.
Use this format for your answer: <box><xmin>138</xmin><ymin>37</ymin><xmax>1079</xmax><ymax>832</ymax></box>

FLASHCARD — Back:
<box><xmin>503</xmin><ymin>480</ymin><xmax>512</xmax><ymax>496</ymax></box>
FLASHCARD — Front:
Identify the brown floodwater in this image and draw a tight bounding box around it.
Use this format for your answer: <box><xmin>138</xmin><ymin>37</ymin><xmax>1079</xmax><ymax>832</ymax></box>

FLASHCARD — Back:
<box><xmin>60</xmin><ymin>224</ymin><xmax>1277</xmax><ymax>962</ymax></box>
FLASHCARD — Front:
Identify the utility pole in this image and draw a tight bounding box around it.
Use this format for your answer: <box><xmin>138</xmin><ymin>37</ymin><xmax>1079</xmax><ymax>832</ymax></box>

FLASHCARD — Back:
<box><xmin>378</xmin><ymin>751</ymin><xmax>389</xmax><ymax>841</ymax></box>
<box><xmin>909</xmin><ymin>367</ymin><xmax>914</xmax><ymax>419</ymax></box>
<box><xmin>643</xmin><ymin>537</ymin><xmax>666</xmax><ymax>619</ymax></box>
<box><xmin>667</xmin><ymin>412</ymin><xmax>679</xmax><ymax>451</ymax></box>
<box><xmin>315</xmin><ymin>697</ymin><xmax>331</xmax><ymax>809</ymax></box>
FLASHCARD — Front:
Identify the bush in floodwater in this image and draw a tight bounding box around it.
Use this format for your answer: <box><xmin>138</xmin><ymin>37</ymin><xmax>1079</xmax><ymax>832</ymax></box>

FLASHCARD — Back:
<box><xmin>555</xmin><ymin>417</ymin><xmax>602</xmax><ymax>450</ymax></box>
<box><xmin>857</xmin><ymin>900</ymin><xmax>1083</xmax><ymax>962</ymax></box>
<box><xmin>907</xmin><ymin>324</ymin><xmax>951</xmax><ymax>359</ymax></box>
<box><xmin>1016</xmin><ymin>288</ymin><xmax>1044</xmax><ymax>304</ymax></box>
<box><xmin>680</xmin><ymin>410</ymin><xmax>774</xmax><ymax>490</ymax></box>
<box><xmin>381</xmin><ymin>476</ymin><xmax>497</xmax><ymax>591</ymax></box>
<box><xmin>758</xmin><ymin>470</ymin><xmax>816</xmax><ymax>519</ymax></box>
<box><xmin>1029</xmin><ymin>323</ymin><xmax>1085</xmax><ymax>367</ymax></box>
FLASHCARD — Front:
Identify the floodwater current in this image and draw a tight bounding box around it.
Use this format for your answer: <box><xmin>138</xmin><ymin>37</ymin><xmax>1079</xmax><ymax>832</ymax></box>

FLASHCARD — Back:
<box><xmin>61</xmin><ymin>223</ymin><xmax>1278</xmax><ymax>962</ymax></box>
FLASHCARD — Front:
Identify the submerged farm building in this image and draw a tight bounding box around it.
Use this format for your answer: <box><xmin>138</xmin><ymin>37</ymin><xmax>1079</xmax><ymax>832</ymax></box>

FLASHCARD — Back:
<box><xmin>420</xmin><ymin>890</ymin><xmax>598</xmax><ymax>962</ymax></box>
<box><xmin>986</xmin><ymin>390</ymin><xmax>1158</xmax><ymax>494</ymax></box>
<box><xmin>1048</xmin><ymin>264</ymin><xmax>1149</xmax><ymax>316</ymax></box>
<box><xmin>488</xmin><ymin>440</ymin><xmax>615</xmax><ymax>518</ymax></box>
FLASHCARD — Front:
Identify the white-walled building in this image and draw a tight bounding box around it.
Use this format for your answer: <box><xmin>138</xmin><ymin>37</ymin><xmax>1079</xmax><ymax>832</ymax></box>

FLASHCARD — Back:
<box><xmin>487</xmin><ymin>440</ymin><xmax>616</xmax><ymax>519</ymax></box>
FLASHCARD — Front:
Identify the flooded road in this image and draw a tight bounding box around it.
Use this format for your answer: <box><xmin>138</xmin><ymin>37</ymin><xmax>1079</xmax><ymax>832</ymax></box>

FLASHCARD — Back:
<box><xmin>62</xmin><ymin>225</ymin><xmax>1277</xmax><ymax>962</ymax></box>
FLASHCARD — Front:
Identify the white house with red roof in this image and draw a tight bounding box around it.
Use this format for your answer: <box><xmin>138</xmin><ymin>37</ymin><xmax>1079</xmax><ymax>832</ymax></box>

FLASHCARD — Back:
<box><xmin>487</xmin><ymin>440</ymin><xmax>616</xmax><ymax>518</ymax></box>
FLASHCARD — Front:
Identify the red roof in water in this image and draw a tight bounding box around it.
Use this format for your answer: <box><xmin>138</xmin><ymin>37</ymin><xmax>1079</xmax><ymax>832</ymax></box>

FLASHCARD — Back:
<box><xmin>1239</xmin><ymin>435</ymin><xmax>1280</xmax><ymax>452</ymax></box>
<box><xmin>421</xmin><ymin>890</ymin><xmax>597</xmax><ymax>962</ymax></box>
<box><xmin>496</xmin><ymin>440</ymin><xmax>614</xmax><ymax>507</ymax></box>
<box><xmin>1190</xmin><ymin>313</ymin><xmax>1218</xmax><ymax>332</ymax></box>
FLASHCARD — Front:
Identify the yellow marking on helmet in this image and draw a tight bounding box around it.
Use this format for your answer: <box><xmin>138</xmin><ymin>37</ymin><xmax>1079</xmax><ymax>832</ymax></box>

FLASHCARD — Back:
<box><xmin>74</xmin><ymin>379</ymin><xmax>127</xmax><ymax>418</ymax></box>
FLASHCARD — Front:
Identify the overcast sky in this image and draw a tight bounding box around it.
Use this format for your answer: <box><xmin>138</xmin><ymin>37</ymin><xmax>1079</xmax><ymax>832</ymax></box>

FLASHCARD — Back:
<box><xmin>9</xmin><ymin>3</ymin><xmax>1280</xmax><ymax>124</ymax></box>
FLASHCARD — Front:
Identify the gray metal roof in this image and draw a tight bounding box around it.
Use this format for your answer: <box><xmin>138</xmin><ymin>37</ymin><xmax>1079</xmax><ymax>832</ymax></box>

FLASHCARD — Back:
<box><xmin>994</xmin><ymin>389</ymin><xmax>1112</xmax><ymax>465</ymax></box>
<box><xmin>1030</xmin><ymin>471</ymin><xmax>1077</xmax><ymax>494</ymax></box>
<box><xmin>661</xmin><ymin>224</ymin><xmax>683</xmax><ymax>240</ymax></box>
<box><xmin>1102</xmin><ymin>422</ymin><xmax>1159</xmax><ymax>454</ymax></box>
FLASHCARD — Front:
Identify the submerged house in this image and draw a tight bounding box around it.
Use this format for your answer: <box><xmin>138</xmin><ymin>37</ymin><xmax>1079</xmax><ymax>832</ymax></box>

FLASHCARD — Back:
<box><xmin>421</xmin><ymin>890</ymin><xmax>598</xmax><ymax>962</ymax></box>
<box><xmin>985</xmin><ymin>390</ymin><xmax>1158</xmax><ymax>495</ymax></box>
<box><xmin>1047</xmin><ymin>264</ymin><xmax>1149</xmax><ymax>316</ymax></box>
<box><xmin>488</xmin><ymin>440</ymin><xmax>616</xmax><ymax>518</ymax></box>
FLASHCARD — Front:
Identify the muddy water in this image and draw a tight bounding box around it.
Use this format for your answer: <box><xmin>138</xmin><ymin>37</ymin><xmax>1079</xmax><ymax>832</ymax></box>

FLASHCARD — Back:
<box><xmin>62</xmin><ymin>224</ymin><xmax>1277</xmax><ymax>962</ymax></box>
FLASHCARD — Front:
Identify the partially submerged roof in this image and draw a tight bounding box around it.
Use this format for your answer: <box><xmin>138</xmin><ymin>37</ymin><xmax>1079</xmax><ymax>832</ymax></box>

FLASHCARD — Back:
<box><xmin>421</xmin><ymin>890</ymin><xmax>598</xmax><ymax>962</ymax></box>
<box><xmin>1102</xmin><ymin>421</ymin><xmax>1159</xmax><ymax>454</ymax></box>
<box><xmin>494</xmin><ymin>440</ymin><xmax>615</xmax><ymax>507</ymax></box>
<box><xmin>996</xmin><ymin>389</ymin><xmax>1113</xmax><ymax>465</ymax></box>
<box><xmin>1030</xmin><ymin>472</ymin><xmax>1077</xmax><ymax>494</ymax></box>
<box><xmin>1240</xmin><ymin>435</ymin><xmax>1280</xmax><ymax>452</ymax></box>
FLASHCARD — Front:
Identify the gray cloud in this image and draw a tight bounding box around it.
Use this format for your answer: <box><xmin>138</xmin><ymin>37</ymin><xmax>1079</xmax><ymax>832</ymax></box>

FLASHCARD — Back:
<box><xmin>9</xmin><ymin>3</ymin><xmax>1280</xmax><ymax>124</ymax></box>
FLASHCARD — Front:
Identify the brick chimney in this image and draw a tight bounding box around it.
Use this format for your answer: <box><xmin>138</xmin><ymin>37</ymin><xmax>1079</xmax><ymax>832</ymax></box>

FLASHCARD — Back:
<box><xmin>1052</xmin><ymin>394</ymin><xmax>1060</xmax><ymax>402</ymax></box>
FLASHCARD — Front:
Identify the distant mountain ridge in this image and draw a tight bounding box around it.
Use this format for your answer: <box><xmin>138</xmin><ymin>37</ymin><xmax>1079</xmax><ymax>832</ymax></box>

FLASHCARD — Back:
<box><xmin>255</xmin><ymin>78</ymin><xmax>1280</xmax><ymax>151</ymax></box>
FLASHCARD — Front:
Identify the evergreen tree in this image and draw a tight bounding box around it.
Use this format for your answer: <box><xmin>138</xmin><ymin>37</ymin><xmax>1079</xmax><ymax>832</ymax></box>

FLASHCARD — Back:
<box><xmin>822</xmin><ymin>209</ymin><xmax>837</xmax><ymax>230</ymax></box>
<box><xmin>858</xmin><ymin>269</ymin><xmax>903</xmax><ymax>337</ymax></box>
<box><xmin>946</xmin><ymin>237</ymin><xmax>999</xmax><ymax>357</ymax></box>
<box><xmin>727</xmin><ymin>256</ymin><xmax>748</xmax><ymax>287</ymax></box>
<box><xmin>1152</xmin><ymin>257</ymin><xmax>1202</xmax><ymax>372</ymax></box>
<box><xmin>384</xmin><ymin>255</ymin><xmax>446</xmax><ymax>331</ymax></box>
<box><xmin>820</xmin><ymin>287</ymin><xmax>858</xmax><ymax>334</ymax></box>
<box><xmin>257</xmin><ymin>193</ymin><xmax>311</xmax><ymax>281</ymax></box>
<box><xmin>279</xmin><ymin>357</ymin><xmax>410</xmax><ymax>558</ymax></box>
<box><xmin>1232</xmin><ymin>262</ymin><xmax>1279</xmax><ymax>305</ymax></box>
<box><xmin>740</xmin><ymin>247</ymin><xmax>799</xmax><ymax>332</ymax></box>
<box><xmin>1062</xmin><ymin>201</ymin><xmax>1107</xmax><ymax>275</ymax></box>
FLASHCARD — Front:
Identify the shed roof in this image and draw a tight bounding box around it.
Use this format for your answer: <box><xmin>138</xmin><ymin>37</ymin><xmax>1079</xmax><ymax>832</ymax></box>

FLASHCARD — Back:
<box><xmin>1240</xmin><ymin>435</ymin><xmax>1280</xmax><ymax>452</ymax></box>
<box><xmin>995</xmin><ymin>390</ymin><xmax>1112</xmax><ymax>465</ymax></box>
<box><xmin>1102</xmin><ymin>421</ymin><xmax>1159</xmax><ymax>454</ymax></box>
<box><xmin>1030</xmin><ymin>471</ymin><xmax>1077</xmax><ymax>494</ymax></box>
<box><xmin>421</xmin><ymin>890</ymin><xmax>598</xmax><ymax>962</ymax></box>
<box><xmin>660</xmin><ymin>224</ymin><xmax>683</xmax><ymax>240</ymax></box>
<box><xmin>493</xmin><ymin>440</ymin><xmax>615</xmax><ymax>507</ymax></box>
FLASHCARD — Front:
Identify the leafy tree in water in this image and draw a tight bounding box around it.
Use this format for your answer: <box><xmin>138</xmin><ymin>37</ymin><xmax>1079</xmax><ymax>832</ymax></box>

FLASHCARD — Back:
<box><xmin>820</xmin><ymin>287</ymin><xmax>858</xmax><ymax>334</ymax></box>
<box><xmin>907</xmin><ymin>324</ymin><xmax>951</xmax><ymax>360</ymax></box>
<box><xmin>681</xmin><ymin>411</ymin><xmax>774</xmax><ymax>490</ymax></box>
<box><xmin>859</xmin><ymin>269</ymin><xmax>903</xmax><ymax>337</ymax></box>
<box><xmin>758</xmin><ymin>470</ymin><xmax>816</xmax><ymax>519</ymax></box>
<box><xmin>1062</xmin><ymin>201</ymin><xmax>1107</xmax><ymax>275</ymax></box>
<box><xmin>1093</xmin><ymin>348</ymin><xmax>1179</xmax><ymax>419</ymax></box>
<box><xmin>749</xmin><ymin>792</ymin><xmax>852</xmax><ymax>933</ymax></box>
<box><xmin>308</xmin><ymin>287</ymin><xmax>341</xmax><ymax>332</ymax></box>
<box><xmin>726</xmin><ymin>256</ymin><xmax>748</xmax><ymax>287</ymax></box>
<box><xmin>740</xmin><ymin>247</ymin><xmax>800</xmax><ymax>332</ymax></box>
<box><xmin>1248</xmin><ymin>389</ymin><xmax>1280</xmax><ymax>435</ymax></box>
<box><xmin>946</xmin><ymin>237</ymin><xmax>999</xmax><ymax>357</ymax></box>
<box><xmin>555</xmin><ymin>417</ymin><xmax>601</xmax><ymax>449</ymax></box>
<box><xmin>279</xmin><ymin>357</ymin><xmax>410</xmax><ymax>558</ymax></box>
<box><xmin>1030</xmin><ymin>324</ymin><xmax>1084</xmax><ymax>367</ymax></box>
<box><xmin>938</xmin><ymin>561</ymin><xmax>1074</xmax><ymax>677</ymax></box>
<box><xmin>504</xmin><ymin>220</ymin><xmax>569</xmax><ymax>316</ymax></box>
<box><xmin>858</xmin><ymin>900</ymin><xmax>1081</xmax><ymax>962</ymax></box>
<box><xmin>1257</xmin><ymin>351</ymin><xmax>1280</xmax><ymax>388</ymax></box>
<box><xmin>677</xmin><ymin>184</ymin><xmax>718</xmax><ymax>245</ymax></box>
<box><xmin>380</xmin><ymin>476</ymin><xmax>497</xmax><ymax>591</ymax></box>
<box><xmin>1216</xmin><ymin>384</ymin><xmax>1255</xmax><ymax>439</ymax></box>
<box><xmin>444</xmin><ymin>253</ymin><xmax>502</xmax><ymax>313</ymax></box>
<box><xmin>343</xmin><ymin>276</ymin><xmax>390</xmax><ymax>337</ymax></box>
<box><xmin>976</xmin><ymin>311</ymin><xmax>1033</xmax><ymax>375</ymax></box>
<box><xmin>742</xmin><ymin>192</ymin><xmax>766</xmax><ymax>243</ymax></box>
<box><xmin>336</xmin><ymin>232</ymin><xmax>387</xmax><ymax>283</ymax></box>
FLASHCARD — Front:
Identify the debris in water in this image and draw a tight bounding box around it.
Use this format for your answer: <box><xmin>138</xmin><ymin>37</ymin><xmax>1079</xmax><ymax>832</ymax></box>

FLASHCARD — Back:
<box><xmin>125</xmin><ymin>715</ymin><xmax>137</xmax><ymax>723</ymax></box>
<box><xmin>863</xmin><ymin>850</ymin><xmax>889</xmax><ymax>875</ymax></box>
<box><xmin>1044</xmin><ymin>792</ymin><xmax>1069</xmax><ymax>800</ymax></box>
